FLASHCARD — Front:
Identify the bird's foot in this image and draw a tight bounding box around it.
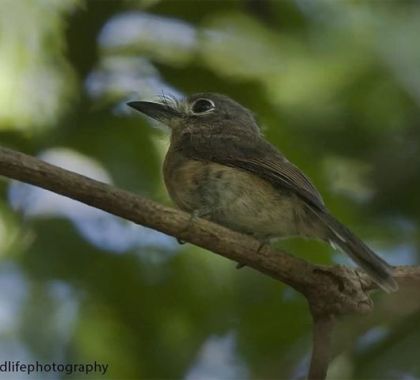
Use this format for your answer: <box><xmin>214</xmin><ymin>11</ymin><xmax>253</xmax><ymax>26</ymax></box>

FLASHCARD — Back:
<box><xmin>236</xmin><ymin>239</ymin><xmax>269</xmax><ymax>269</ymax></box>
<box><xmin>176</xmin><ymin>208</ymin><xmax>211</xmax><ymax>245</ymax></box>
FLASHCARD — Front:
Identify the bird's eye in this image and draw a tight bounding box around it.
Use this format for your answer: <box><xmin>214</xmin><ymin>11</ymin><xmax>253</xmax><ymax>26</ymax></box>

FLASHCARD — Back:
<box><xmin>191</xmin><ymin>98</ymin><xmax>215</xmax><ymax>114</ymax></box>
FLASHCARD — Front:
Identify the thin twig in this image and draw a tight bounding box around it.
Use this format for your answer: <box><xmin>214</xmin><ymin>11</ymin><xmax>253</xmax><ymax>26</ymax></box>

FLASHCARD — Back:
<box><xmin>308</xmin><ymin>314</ymin><xmax>335</xmax><ymax>380</ymax></box>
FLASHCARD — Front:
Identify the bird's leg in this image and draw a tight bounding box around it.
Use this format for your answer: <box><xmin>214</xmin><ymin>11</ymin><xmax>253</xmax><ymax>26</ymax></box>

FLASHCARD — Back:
<box><xmin>177</xmin><ymin>208</ymin><xmax>212</xmax><ymax>245</ymax></box>
<box><xmin>236</xmin><ymin>238</ymin><xmax>269</xmax><ymax>269</ymax></box>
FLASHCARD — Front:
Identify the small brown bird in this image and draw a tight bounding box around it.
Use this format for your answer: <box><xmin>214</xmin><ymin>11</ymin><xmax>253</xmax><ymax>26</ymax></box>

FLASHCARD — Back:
<box><xmin>128</xmin><ymin>93</ymin><xmax>398</xmax><ymax>292</ymax></box>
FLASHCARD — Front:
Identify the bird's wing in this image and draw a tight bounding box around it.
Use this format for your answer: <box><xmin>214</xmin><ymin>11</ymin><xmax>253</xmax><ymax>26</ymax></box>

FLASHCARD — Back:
<box><xmin>176</xmin><ymin>129</ymin><xmax>325</xmax><ymax>210</ymax></box>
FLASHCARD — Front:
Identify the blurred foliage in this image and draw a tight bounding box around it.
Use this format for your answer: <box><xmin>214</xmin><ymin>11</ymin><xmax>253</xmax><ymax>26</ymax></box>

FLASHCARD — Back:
<box><xmin>0</xmin><ymin>0</ymin><xmax>419</xmax><ymax>379</ymax></box>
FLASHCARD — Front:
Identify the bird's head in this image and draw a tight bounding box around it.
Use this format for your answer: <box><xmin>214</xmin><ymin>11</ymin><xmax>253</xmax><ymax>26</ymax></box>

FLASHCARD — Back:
<box><xmin>127</xmin><ymin>93</ymin><xmax>260</xmax><ymax>136</ymax></box>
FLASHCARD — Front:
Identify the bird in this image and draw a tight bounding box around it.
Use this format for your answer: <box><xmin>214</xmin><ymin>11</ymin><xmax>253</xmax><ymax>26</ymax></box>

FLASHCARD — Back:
<box><xmin>127</xmin><ymin>92</ymin><xmax>398</xmax><ymax>293</ymax></box>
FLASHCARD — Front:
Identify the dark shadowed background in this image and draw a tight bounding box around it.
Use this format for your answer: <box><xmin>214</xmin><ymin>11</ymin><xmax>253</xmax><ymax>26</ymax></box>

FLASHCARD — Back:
<box><xmin>0</xmin><ymin>1</ymin><xmax>419</xmax><ymax>379</ymax></box>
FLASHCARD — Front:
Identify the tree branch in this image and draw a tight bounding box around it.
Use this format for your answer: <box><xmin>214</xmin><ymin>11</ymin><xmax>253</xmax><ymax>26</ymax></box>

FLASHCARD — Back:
<box><xmin>0</xmin><ymin>145</ymin><xmax>419</xmax><ymax>380</ymax></box>
<box><xmin>308</xmin><ymin>314</ymin><xmax>335</xmax><ymax>380</ymax></box>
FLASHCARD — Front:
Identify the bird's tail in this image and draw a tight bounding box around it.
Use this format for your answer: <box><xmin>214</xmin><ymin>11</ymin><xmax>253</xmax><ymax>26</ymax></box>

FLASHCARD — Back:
<box><xmin>318</xmin><ymin>211</ymin><xmax>398</xmax><ymax>293</ymax></box>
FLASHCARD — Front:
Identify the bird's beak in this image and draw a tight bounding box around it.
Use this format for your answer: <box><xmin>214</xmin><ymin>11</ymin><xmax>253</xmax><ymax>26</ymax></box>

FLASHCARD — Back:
<box><xmin>127</xmin><ymin>101</ymin><xmax>182</xmax><ymax>126</ymax></box>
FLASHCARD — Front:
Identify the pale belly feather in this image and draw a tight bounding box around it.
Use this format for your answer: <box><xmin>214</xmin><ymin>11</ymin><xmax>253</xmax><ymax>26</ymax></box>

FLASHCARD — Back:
<box><xmin>164</xmin><ymin>157</ymin><xmax>313</xmax><ymax>240</ymax></box>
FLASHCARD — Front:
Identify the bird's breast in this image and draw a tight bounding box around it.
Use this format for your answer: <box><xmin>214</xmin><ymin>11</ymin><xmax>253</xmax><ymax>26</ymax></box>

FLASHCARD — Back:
<box><xmin>163</xmin><ymin>151</ymin><xmax>310</xmax><ymax>239</ymax></box>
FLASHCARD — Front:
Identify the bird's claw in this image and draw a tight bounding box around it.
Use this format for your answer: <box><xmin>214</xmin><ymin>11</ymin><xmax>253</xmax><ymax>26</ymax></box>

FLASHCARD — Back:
<box><xmin>236</xmin><ymin>240</ymin><xmax>268</xmax><ymax>269</ymax></box>
<box><xmin>176</xmin><ymin>209</ymin><xmax>211</xmax><ymax>245</ymax></box>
